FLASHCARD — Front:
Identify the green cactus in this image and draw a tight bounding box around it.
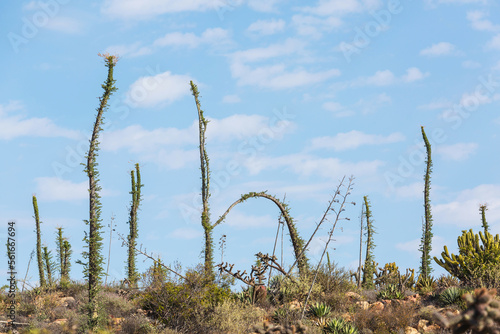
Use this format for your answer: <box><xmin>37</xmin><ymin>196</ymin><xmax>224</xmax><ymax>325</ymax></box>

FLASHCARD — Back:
<box><xmin>435</xmin><ymin>288</ymin><xmax>500</xmax><ymax>333</ymax></box>
<box><xmin>439</xmin><ymin>287</ymin><xmax>463</xmax><ymax>306</ymax></box>
<box><xmin>434</xmin><ymin>229</ymin><xmax>500</xmax><ymax>286</ymax></box>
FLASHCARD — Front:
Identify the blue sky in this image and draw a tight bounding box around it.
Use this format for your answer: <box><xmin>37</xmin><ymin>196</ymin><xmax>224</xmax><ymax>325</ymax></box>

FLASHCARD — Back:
<box><xmin>1</xmin><ymin>0</ymin><xmax>500</xmax><ymax>287</ymax></box>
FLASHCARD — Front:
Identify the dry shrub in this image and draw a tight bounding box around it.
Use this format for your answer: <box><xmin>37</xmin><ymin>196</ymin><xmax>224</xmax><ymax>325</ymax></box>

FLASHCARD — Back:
<box><xmin>120</xmin><ymin>313</ymin><xmax>154</xmax><ymax>334</ymax></box>
<box><xmin>100</xmin><ymin>291</ymin><xmax>137</xmax><ymax>318</ymax></box>
<box><xmin>209</xmin><ymin>299</ymin><xmax>266</xmax><ymax>333</ymax></box>
<box><xmin>353</xmin><ymin>301</ymin><xmax>418</xmax><ymax>333</ymax></box>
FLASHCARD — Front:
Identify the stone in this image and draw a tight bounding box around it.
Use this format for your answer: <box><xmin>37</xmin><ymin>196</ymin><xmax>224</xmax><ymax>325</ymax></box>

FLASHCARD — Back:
<box><xmin>405</xmin><ymin>327</ymin><xmax>419</xmax><ymax>334</ymax></box>
<box><xmin>370</xmin><ymin>301</ymin><xmax>384</xmax><ymax>311</ymax></box>
<box><xmin>356</xmin><ymin>300</ymin><xmax>369</xmax><ymax>310</ymax></box>
<box><xmin>58</xmin><ymin>296</ymin><xmax>76</xmax><ymax>308</ymax></box>
<box><xmin>345</xmin><ymin>291</ymin><xmax>362</xmax><ymax>300</ymax></box>
<box><xmin>417</xmin><ymin>319</ymin><xmax>429</xmax><ymax>331</ymax></box>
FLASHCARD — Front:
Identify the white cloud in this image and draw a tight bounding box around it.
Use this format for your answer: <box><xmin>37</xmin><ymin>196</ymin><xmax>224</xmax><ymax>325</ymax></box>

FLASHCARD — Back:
<box><xmin>487</xmin><ymin>33</ymin><xmax>500</xmax><ymax>50</ymax></box>
<box><xmin>125</xmin><ymin>71</ymin><xmax>193</xmax><ymax>108</ymax></box>
<box><xmin>229</xmin><ymin>40</ymin><xmax>341</xmax><ymax>89</ymax></box>
<box><xmin>154</xmin><ymin>28</ymin><xmax>231</xmax><ymax>48</ymax></box>
<box><xmin>434</xmin><ymin>184</ymin><xmax>500</xmax><ymax>227</ymax></box>
<box><xmin>244</xmin><ymin>153</ymin><xmax>384</xmax><ymax>178</ymax></box>
<box><xmin>350</xmin><ymin>68</ymin><xmax>427</xmax><ymax>87</ymax></box>
<box><xmin>291</xmin><ymin>14</ymin><xmax>342</xmax><ymax>39</ymax></box>
<box><xmin>300</xmin><ymin>0</ymin><xmax>382</xmax><ymax>17</ymax></box>
<box><xmin>436</xmin><ymin>142</ymin><xmax>478</xmax><ymax>161</ymax></box>
<box><xmin>467</xmin><ymin>11</ymin><xmax>500</xmax><ymax>32</ymax></box>
<box><xmin>420</xmin><ymin>42</ymin><xmax>459</xmax><ymax>56</ymax></box>
<box><xmin>0</xmin><ymin>101</ymin><xmax>78</xmax><ymax>140</ymax></box>
<box><xmin>222</xmin><ymin>94</ymin><xmax>241</xmax><ymax>103</ymax></box>
<box><xmin>309</xmin><ymin>131</ymin><xmax>405</xmax><ymax>151</ymax></box>
<box><xmin>35</xmin><ymin>177</ymin><xmax>88</xmax><ymax>202</ymax></box>
<box><xmin>101</xmin><ymin>0</ymin><xmax>222</xmax><ymax>19</ymax></box>
<box><xmin>462</xmin><ymin>60</ymin><xmax>482</xmax><ymax>69</ymax></box>
<box><xmin>102</xmin><ymin>114</ymin><xmax>295</xmax><ymax>152</ymax></box>
<box><xmin>247</xmin><ymin>0</ymin><xmax>282</xmax><ymax>12</ymax></box>
<box><xmin>402</xmin><ymin>67</ymin><xmax>430</xmax><ymax>83</ymax></box>
<box><xmin>247</xmin><ymin>19</ymin><xmax>285</xmax><ymax>35</ymax></box>
<box><xmin>322</xmin><ymin>102</ymin><xmax>354</xmax><ymax>117</ymax></box>
<box><xmin>393</xmin><ymin>182</ymin><xmax>423</xmax><ymax>199</ymax></box>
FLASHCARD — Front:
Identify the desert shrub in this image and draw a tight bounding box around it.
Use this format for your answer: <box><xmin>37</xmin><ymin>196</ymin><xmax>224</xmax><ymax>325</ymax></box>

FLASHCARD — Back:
<box><xmin>268</xmin><ymin>274</ymin><xmax>322</xmax><ymax>305</ymax></box>
<box><xmin>353</xmin><ymin>301</ymin><xmax>417</xmax><ymax>333</ymax></box>
<box><xmin>100</xmin><ymin>291</ymin><xmax>136</xmax><ymax>318</ymax></box>
<box><xmin>208</xmin><ymin>299</ymin><xmax>265</xmax><ymax>333</ymax></box>
<box><xmin>416</xmin><ymin>275</ymin><xmax>436</xmax><ymax>294</ymax></box>
<box><xmin>316</xmin><ymin>262</ymin><xmax>355</xmax><ymax>294</ymax></box>
<box><xmin>308</xmin><ymin>302</ymin><xmax>332</xmax><ymax>326</ymax></box>
<box><xmin>436</xmin><ymin>274</ymin><xmax>460</xmax><ymax>290</ymax></box>
<box><xmin>120</xmin><ymin>314</ymin><xmax>154</xmax><ymax>334</ymax></box>
<box><xmin>139</xmin><ymin>266</ymin><xmax>231</xmax><ymax>332</ymax></box>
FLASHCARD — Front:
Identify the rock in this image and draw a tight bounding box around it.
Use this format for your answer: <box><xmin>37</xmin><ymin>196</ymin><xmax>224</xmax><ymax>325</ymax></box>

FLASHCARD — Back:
<box><xmin>288</xmin><ymin>299</ymin><xmax>302</xmax><ymax>310</ymax></box>
<box><xmin>405</xmin><ymin>294</ymin><xmax>421</xmax><ymax>303</ymax></box>
<box><xmin>370</xmin><ymin>301</ymin><xmax>384</xmax><ymax>311</ymax></box>
<box><xmin>405</xmin><ymin>327</ymin><xmax>419</xmax><ymax>334</ymax></box>
<box><xmin>53</xmin><ymin>318</ymin><xmax>67</xmax><ymax>325</ymax></box>
<box><xmin>356</xmin><ymin>301</ymin><xmax>369</xmax><ymax>310</ymax></box>
<box><xmin>345</xmin><ymin>292</ymin><xmax>362</xmax><ymax>300</ymax></box>
<box><xmin>417</xmin><ymin>319</ymin><xmax>429</xmax><ymax>331</ymax></box>
<box><xmin>424</xmin><ymin>324</ymin><xmax>440</xmax><ymax>333</ymax></box>
<box><xmin>58</xmin><ymin>296</ymin><xmax>76</xmax><ymax>308</ymax></box>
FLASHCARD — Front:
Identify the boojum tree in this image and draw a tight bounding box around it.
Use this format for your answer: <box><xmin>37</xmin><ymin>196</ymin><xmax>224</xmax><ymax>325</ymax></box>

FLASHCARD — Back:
<box><xmin>127</xmin><ymin>163</ymin><xmax>142</xmax><ymax>287</ymax></box>
<box><xmin>189</xmin><ymin>81</ymin><xmax>309</xmax><ymax>278</ymax></box>
<box><xmin>419</xmin><ymin>126</ymin><xmax>433</xmax><ymax>279</ymax></box>
<box><xmin>32</xmin><ymin>195</ymin><xmax>46</xmax><ymax>288</ymax></box>
<box><xmin>362</xmin><ymin>195</ymin><xmax>376</xmax><ymax>289</ymax></box>
<box><xmin>81</xmin><ymin>53</ymin><xmax>118</xmax><ymax>329</ymax></box>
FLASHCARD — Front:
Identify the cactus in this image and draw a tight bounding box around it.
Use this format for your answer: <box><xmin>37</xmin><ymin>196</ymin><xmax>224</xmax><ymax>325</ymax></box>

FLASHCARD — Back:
<box><xmin>434</xmin><ymin>229</ymin><xmax>500</xmax><ymax>286</ymax></box>
<box><xmin>324</xmin><ymin>318</ymin><xmax>359</xmax><ymax>334</ymax></box>
<box><xmin>250</xmin><ymin>321</ymin><xmax>308</xmax><ymax>334</ymax></box>
<box><xmin>32</xmin><ymin>195</ymin><xmax>46</xmax><ymax>288</ymax></box>
<box><xmin>434</xmin><ymin>288</ymin><xmax>500</xmax><ymax>333</ymax></box>
<box><xmin>439</xmin><ymin>287</ymin><xmax>463</xmax><ymax>306</ymax></box>
<box><xmin>127</xmin><ymin>163</ymin><xmax>142</xmax><ymax>287</ymax></box>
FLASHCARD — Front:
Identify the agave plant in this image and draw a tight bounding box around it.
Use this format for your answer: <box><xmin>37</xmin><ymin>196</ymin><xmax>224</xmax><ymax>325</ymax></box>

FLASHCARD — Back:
<box><xmin>417</xmin><ymin>275</ymin><xmax>436</xmax><ymax>294</ymax></box>
<box><xmin>439</xmin><ymin>287</ymin><xmax>463</xmax><ymax>306</ymax></box>
<box><xmin>377</xmin><ymin>284</ymin><xmax>404</xmax><ymax>300</ymax></box>
<box><xmin>324</xmin><ymin>317</ymin><xmax>358</xmax><ymax>334</ymax></box>
<box><xmin>308</xmin><ymin>302</ymin><xmax>331</xmax><ymax>326</ymax></box>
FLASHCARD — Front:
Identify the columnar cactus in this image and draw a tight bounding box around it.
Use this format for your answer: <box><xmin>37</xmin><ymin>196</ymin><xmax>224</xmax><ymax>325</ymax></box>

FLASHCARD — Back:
<box><xmin>435</xmin><ymin>288</ymin><xmax>500</xmax><ymax>333</ymax></box>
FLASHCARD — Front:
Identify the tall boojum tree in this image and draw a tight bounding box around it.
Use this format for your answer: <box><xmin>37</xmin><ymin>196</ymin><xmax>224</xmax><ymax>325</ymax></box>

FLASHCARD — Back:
<box><xmin>127</xmin><ymin>163</ymin><xmax>142</xmax><ymax>287</ymax></box>
<box><xmin>32</xmin><ymin>195</ymin><xmax>46</xmax><ymax>288</ymax></box>
<box><xmin>82</xmin><ymin>53</ymin><xmax>118</xmax><ymax>329</ymax></box>
<box><xmin>362</xmin><ymin>195</ymin><xmax>376</xmax><ymax>289</ymax></box>
<box><xmin>419</xmin><ymin>126</ymin><xmax>433</xmax><ymax>279</ymax></box>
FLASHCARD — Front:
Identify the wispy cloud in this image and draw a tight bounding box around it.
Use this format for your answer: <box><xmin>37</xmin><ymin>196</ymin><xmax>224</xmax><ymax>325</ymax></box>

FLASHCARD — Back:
<box><xmin>101</xmin><ymin>0</ymin><xmax>222</xmax><ymax>19</ymax></box>
<box><xmin>436</xmin><ymin>142</ymin><xmax>478</xmax><ymax>161</ymax></box>
<box><xmin>125</xmin><ymin>71</ymin><xmax>194</xmax><ymax>108</ymax></box>
<box><xmin>246</xmin><ymin>19</ymin><xmax>286</xmax><ymax>35</ymax></box>
<box><xmin>309</xmin><ymin>131</ymin><xmax>405</xmax><ymax>151</ymax></box>
<box><xmin>467</xmin><ymin>11</ymin><xmax>500</xmax><ymax>32</ymax></box>
<box><xmin>0</xmin><ymin>101</ymin><xmax>78</xmax><ymax>140</ymax></box>
<box><xmin>35</xmin><ymin>177</ymin><xmax>87</xmax><ymax>202</ymax></box>
<box><xmin>420</xmin><ymin>42</ymin><xmax>460</xmax><ymax>57</ymax></box>
<box><xmin>229</xmin><ymin>39</ymin><xmax>341</xmax><ymax>89</ymax></box>
<box><xmin>154</xmin><ymin>28</ymin><xmax>232</xmax><ymax>48</ymax></box>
